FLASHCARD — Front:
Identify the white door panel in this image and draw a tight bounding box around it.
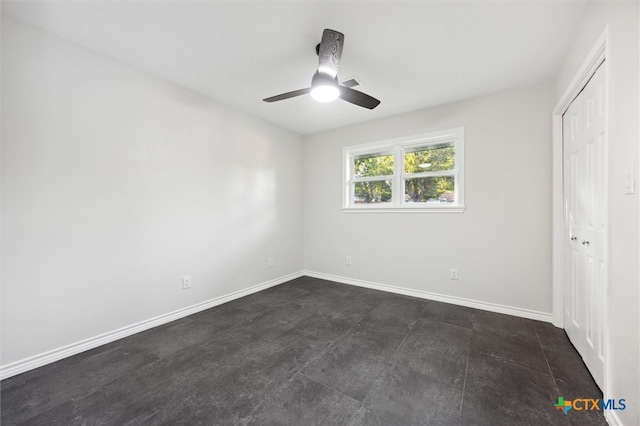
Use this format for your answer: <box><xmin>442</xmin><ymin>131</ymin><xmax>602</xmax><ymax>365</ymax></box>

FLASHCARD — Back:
<box><xmin>562</xmin><ymin>62</ymin><xmax>606</xmax><ymax>390</ymax></box>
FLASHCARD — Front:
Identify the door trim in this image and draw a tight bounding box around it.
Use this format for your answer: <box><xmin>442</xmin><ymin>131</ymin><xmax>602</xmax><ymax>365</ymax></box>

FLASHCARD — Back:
<box><xmin>552</xmin><ymin>23</ymin><xmax>609</xmax><ymax>384</ymax></box>
<box><xmin>552</xmin><ymin>25</ymin><xmax>609</xmax><ymax>327</ymax></box>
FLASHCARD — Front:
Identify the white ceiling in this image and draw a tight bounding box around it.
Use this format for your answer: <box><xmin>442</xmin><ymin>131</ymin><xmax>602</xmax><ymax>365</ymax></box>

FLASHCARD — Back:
<box><xmin>2</xmin><ymin>1</ymin><xmax>591</xmax><ymax>135</ymax></box>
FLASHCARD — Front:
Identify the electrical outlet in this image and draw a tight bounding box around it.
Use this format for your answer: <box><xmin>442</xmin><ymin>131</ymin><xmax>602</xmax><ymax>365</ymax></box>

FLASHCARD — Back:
<box><xmin>346</xmin><ymin>256</ymin><xmax>352</xmax><ymax>266</ymax></box>
<box><xmin>268</xmin><ymin>257</ymin><xmax>274</xmax><ymax>268</ymax></box>
<box><xmin>182</xmin><ymin>276</ymin><xmax>192</xmax><ymax>289</ymax></box>
<box><xmin>450</xmin><ymin>268</ymin><xmax>459</xmax><ymax>280</ymax></box>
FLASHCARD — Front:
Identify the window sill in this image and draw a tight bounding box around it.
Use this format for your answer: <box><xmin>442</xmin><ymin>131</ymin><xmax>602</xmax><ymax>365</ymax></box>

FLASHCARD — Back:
<box><xmin>342</xmin><ymin>205</ymin><xmax>466</xmax><ymax>213</ymax></box>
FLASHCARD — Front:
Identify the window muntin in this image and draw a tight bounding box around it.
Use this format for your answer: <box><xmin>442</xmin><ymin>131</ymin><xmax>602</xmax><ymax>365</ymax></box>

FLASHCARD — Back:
<box><xmin>344</xmin><ymin>128</ymin><xmax>464</xmax><ymax>212</ymax></box>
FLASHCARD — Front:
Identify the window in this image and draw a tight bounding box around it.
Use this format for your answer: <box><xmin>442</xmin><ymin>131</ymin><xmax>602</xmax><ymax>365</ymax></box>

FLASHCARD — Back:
<box><xmin>343</xmin><ymin>128</ymin><xmax>465</xmax><ymax>212</ymax></box>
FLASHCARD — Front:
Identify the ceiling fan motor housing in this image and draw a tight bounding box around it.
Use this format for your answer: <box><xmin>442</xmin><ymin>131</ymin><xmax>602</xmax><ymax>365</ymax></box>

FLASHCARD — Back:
<box><xmin>311</xmin><ymin>72</ymin><xmax>338</xmax><ymax>89</ymax></box>
<box><xmin>310</xmin><ymin>72</ymin><xmax>340</xmax><ymax>102</ymax></box>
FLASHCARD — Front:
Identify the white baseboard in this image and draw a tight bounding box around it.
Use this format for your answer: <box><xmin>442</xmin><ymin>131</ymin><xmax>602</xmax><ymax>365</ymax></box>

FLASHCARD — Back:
<box><xmin>303</xmin><ymin>270</ymin><xmax>553</xmax><ymax>323</ymax></box>
<box><xmin>1</xmin><ymin>270</ymin><xmax>554</xmax><ymax>380</ymax></box>
<box><xmin>0</xmin><ymin>271</ymin><xmax>304</xmax><ymax>381</ymax></box>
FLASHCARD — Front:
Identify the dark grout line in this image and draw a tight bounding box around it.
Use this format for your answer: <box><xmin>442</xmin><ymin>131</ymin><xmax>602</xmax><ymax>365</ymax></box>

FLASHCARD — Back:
<box><xmin>238</xmin><ymin>365</ymin><xmax>346</xmax><ymax>424</ymax></box>
<box><xmin>386</xmin><ymin>303</ymin><xmax>428</xmax><ymax>374</ymax></box>
<box><xmin>236</xmin><ymin>394</ymin><xmax>264</xmax><ymax>423</ymax></box>
<box><xmin>298</xmin><ymin>372</ymin><xmax>361</xmax><ymax>403</ymax></box>
<box><xmin>388</xmin><ymin>323</ymin><xmax>413</xmax><ymax>362</ymax></box>
<box><xmin>355</xmin><ymin>320</ymin><xmax>410</xmax><ymax>337</ymax></box>
<box><xmin>533</xmin><ymin>325</ymin><xmax>561</xmax><ymax>396</ymax></box>
<box><xmin>473</xmin><ymin>349</ymin><xmax>556</xmax><ymax>379</ymax></box>
<box><xmin>225</xmin><ymin>406</ymin><xmax>243</xmax><ymax>426</ymax></box>
<box><xmin>297</xmin><ymin>372</ymin><xmax>366</xmax><ymax>424</ymax></box>
<box><xmin>367</xmin><ymin>306</ymin><xmax>423</xmax><ymax>406</ymax></box>
<box><xmin>459</xmin><ymin>354</ymin><xmax>470</xmax><ymax>417</ymax></box>
<box><xmin>416</xmin><ymin>303</ymin><xmax>430</xmax><ymax>320</ymax></box>
<box><xmin>343</xmin><ymin>307</ymin><xmax>426</xmax><ymax>424</ymax></box>
<box><xmin>226</xmin><ymin>285</ymin><xmax>388</xmax><ymax>415</ymax></box>
<box><xmin>230</xmin><ymin>323</ymin><xmax>348</xmax><ymax>424</ymax></box>
<box><xmin>355</xmin><ymin>306</ymin><xmax>426</xmax><ymax>392</ymax></box>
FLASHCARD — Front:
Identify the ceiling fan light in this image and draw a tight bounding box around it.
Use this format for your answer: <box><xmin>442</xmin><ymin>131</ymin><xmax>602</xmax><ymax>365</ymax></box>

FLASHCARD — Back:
<box><xmin>310</xmin><ymin>72</ymin><xmax>339</xmax><ymax>103</ymax></box>
<box><xmin>311</xmin><ymin>85</ymin><xmax>339</xmax><ymax>102</ymax></box>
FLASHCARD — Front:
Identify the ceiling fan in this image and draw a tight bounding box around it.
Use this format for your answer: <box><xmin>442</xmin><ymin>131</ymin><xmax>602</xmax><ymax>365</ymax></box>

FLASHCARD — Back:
<box><xmin>263</xmin><ymin>29</ymin><xmax>380</xmax><ymax>109</ymax></box>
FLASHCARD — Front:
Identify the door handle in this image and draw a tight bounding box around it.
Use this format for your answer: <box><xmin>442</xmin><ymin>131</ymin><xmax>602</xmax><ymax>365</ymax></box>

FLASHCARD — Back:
<box><xmin>582</xmin><ymin>239</ymin><xmax>590</xmax><ymax>246</ymax></box>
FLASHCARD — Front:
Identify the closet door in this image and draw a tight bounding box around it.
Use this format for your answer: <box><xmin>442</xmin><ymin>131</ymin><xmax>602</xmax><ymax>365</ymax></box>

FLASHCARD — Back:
<box><xmin>562</xmin><ymin>62</ymin><xmax>606</xmax><ymax>390</ymax></box>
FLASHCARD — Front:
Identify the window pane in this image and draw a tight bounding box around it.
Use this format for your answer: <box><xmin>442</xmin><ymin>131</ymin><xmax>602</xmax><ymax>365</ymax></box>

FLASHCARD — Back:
<box><xmin>353</xmin><ymin>152</ymin><xmax>394</xmax><ymax>178</ymax></box>
<box><xmin>404</xmin><ymin>143</ymin><xmax>455</xmax><ymax>173</ymax></box>
<box><xmin>354</xmin><ymin>180</ymin><xmax>392</xmax><ymax>204</ymax></box>
<box><xmin>404</xmin><ymin>176</ymin><xmax>455</xmax><ymax>203</ymax></box>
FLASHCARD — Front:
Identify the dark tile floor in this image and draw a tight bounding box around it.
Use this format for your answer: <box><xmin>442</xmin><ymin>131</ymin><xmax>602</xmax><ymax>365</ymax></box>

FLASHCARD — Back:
<box><xmin>1</xmin><ymin>276</ymin><xmax>608</xmax><ymax>425</ymax></box>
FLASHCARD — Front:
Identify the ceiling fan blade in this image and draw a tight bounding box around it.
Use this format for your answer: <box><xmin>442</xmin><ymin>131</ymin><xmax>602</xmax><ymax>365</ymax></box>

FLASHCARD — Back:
<box><xmin>317</xmin><ymin>29</ymin><xmax>344</xmax><ymax>78</ymax></box>
<box><xmin>339</xmin><ymin>86</ymin><xmax>380</xmax><ymax>109</ymax></box>
<box><xmin>263</xmin><ymin>88</ymin><xmax>311</xmax><ymax>103</ymax></box>
<box><xmin>341</xmin><ymin>78</ymin><xmax>360</xmax><ymax>88</ymax></box>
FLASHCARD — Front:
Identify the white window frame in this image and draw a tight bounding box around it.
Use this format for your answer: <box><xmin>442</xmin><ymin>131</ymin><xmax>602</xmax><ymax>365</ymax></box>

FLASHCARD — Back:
<box><xmin>343</xmin><ymin>127</ymin><xmax>465</xmax><ymax>213</ymax></box>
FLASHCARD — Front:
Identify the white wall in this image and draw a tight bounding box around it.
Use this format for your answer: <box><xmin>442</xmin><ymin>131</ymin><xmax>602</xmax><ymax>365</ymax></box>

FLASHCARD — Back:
<box><xmin>1</xmin><ymin>16</ymin><xmax>303</xmax><ymax>368</ymax></box>
<box><xmin>303</xmin><ymin>82</ymin><xmax>553</xmax><ymax>316</ymax></box>
<box><xmin>554</xmin><ymin>2</ymin><xmax>639</xmax><ymax>425</ymax></box>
